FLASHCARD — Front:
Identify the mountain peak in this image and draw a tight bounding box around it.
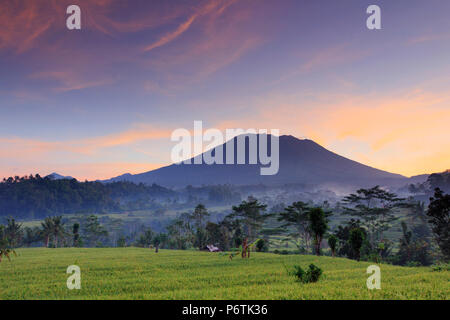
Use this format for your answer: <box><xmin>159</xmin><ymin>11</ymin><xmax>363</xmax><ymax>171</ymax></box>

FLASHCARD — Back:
<box><xmin>46</xmin><ymin>172</ymin><xmax>75</xmax><ymax>180</ymax></box>
<box><xmin>106</xmin><ymin>134</ymin><xmax>407</xmax><ymax>188</ymax></box>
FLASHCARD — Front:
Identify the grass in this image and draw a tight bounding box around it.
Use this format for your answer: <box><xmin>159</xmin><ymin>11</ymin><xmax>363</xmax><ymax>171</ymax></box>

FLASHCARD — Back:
<box><xmin>0</xmin><ymin>248</ymin><xmax>448</xmax><ymax>300</ymax></box>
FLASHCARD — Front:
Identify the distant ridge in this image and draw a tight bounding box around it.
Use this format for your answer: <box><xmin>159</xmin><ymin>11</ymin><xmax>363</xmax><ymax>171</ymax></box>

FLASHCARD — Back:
<box><xmin>46</xmin><ymin>172</ymin><xmax>75</xmax><ymax>180</ymax></box>
<box><xmin>106</xmin><ymin>134</ymin><xmax>414</xmax><ymax>188</ymax></box>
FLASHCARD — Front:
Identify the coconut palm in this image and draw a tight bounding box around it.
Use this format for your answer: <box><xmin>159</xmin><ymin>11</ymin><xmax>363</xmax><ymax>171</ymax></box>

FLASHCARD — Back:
<box><xmin>51</xmin><ymin>216</ymin><xmax>66</xmax><ymax>248</ymax></box>
<box><xmin>5</xmin><ymin>218</ymin><xmax>23</xmax><ymax>248</ymax></box>
<box><xmin>0</xmin><ymin>247</ymin><xmax>16</xmax><ymax>262</ymax></box>
<box><xmin>0</xmin><ymin>237</ymin><xmax>16</xmax><ymax>263</ymax></box>
<box><xmin>41</xmin><ymin>217</ymin><xmax>54</xmax><ymax>248</ymax></box>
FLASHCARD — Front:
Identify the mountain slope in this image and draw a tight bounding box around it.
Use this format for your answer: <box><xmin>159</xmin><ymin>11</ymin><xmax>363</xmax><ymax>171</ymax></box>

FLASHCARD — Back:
<box><xmin>107</xmin><ymin>135</ymin><xmax>407</xmax><ymax>188</ymax></box>
<box><xmin>46</xmin><ymin>172</ymin><xmax>75</xmax><ymax>180</ymax></box>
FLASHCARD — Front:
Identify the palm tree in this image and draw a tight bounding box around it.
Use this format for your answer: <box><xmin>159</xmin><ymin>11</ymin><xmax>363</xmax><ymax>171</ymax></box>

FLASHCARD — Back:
<box><xmin>5</xmin><ymin>218</ymin><xmax>23</xmax><ymax>248</ymax></box>
<box><xmin>41</xmin><ymin>217</ymin><xmax>54</xmax><ymax>248</ymax></box>
<box><xmin>51</xmin><ymin>216</ymin><xmax>66</xmax><ymax>248</ymax></box>
<box><xmin>0</xmin><ymin>228</ymin><xmax>16</xmax><ymax>263</ymax></box>
<box><xmin>0</xmin><ymin>246</ymin><xmax>16</xmax><ymax>263</ymax></box>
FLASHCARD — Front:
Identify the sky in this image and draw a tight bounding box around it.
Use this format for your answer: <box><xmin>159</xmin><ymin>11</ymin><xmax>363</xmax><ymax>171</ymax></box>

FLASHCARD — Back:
<box><xmin>0</xmin><ymin>0</ymin><xmax>449</xmax><ymax>180</ymax></box>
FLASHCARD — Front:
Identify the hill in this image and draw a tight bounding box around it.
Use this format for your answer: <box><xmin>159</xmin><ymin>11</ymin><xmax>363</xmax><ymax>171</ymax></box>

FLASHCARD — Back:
<box><xmin>0</xmin><ymin>248</ymin><xmax>447</xmax><ymax>299</ymax></box>
<box><xmin>46</xmin><ymin>173</ymin><xmax>75</xmax><ymax>180</ymax></box>
<box><xmin>0</xmin><ymin>175</ymin><xmax>175</xmax><ymax>219</ymax></box>
<box><xmin>107</xmin><ymin>135</ymin><xmax>409</xmax><ymax>188</ymax></box>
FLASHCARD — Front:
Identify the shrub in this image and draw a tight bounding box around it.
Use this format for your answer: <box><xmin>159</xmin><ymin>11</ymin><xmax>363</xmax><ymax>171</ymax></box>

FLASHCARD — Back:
<box><xmin>290</xmin><ymin>264</ymin><xmax>323</xmax><ymax>283</ymax></box>
<box><xmin>306</xmin><ymin>264</ymin><xmax>323</xmax><ymax>283</ymax></box>
<box><xmin>406</xmin><ymin>261</ymin><xmax>421</xmax><ymax>267</ymax></box>
<box><xmin>431</xmin><ymin>263</ymin><xmax>450</xmax><ymax>272</ymax></box>
<box><xmin>255</xmin><ymin>239</ymin><xmax>268</xmax><ymax>252</ymax></box>
<box><xmin>274</xmin><ymin>249</ymin><xmax>290</xmax><ymax>255</ymax></box>
<box><xmin>292</xmin><ymin>265</ymin><xmax>306</xmax><ymax>281</ymax></box>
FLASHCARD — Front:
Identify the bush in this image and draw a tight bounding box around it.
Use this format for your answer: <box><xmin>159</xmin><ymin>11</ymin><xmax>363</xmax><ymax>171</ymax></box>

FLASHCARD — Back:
<box><xmin>292</xmin><ymin>265</ymin><xmax>306</xmax><ymax>281</ymax></box>
<box><xmin>291</xmin><ymin>264</ymin><xmax>323</xmax><ymax>283</ymax></box>
<box><xmin>431</xmin><ymin>263</ymin><xmax>450</xmax><ymax>272</ymax></box>
<box><xmin>255</xmin><ymin>239</ymin><xmax>268</xmax><ymax>252</ymax></box>
<box><xmin>406</xmin><ymin>261</ymin><xmax>421</xmax><ymax>267</ymax></box>
<box><xmin>306</xmin><ymin>264</ymin><xmax>323</xmax><ymax>283</ymax></box>
<box><xmin>274</xmin><ymin>249</ymin><xmax>290</xmax><ymax>255</ymax></box>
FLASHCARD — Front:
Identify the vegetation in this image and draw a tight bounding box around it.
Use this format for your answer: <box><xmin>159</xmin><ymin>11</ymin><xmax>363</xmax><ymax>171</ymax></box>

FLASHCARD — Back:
<box><xmin>0</xmin><ymin>174</ymin><xmax>174</xmax><ymax>219</ymax></box>
<box><xmin>349</xmin><ymin>227</ymin><xmax>365</xmax><ymax>261</ymax></box>
<box><xmin>328</xmin><ymin>235</ymin><xmax>337</xmax><ymax>257</ymax></box>
<box><xmin>0</xmin><ymin>248</ymin><xmax>447</xmax><ymax>299</ymax></box>
<box><xmin>342</xmin><ymin>186</ymin><xmax>405</xmax><ymax>249</ymax></box>
<box><xmin>308</xmin><ymin>207</ymin><xmax>330</xmax><ymax>256</ymax></box>
<box><xmin>0</xmin><ymin>247</ymin><xmax>16</xmax><ymax>263</ymax></box>
<box><xmin>290</xmin><ymin>264</ymin><xmax>323</xmax><ymax>283</ymax></box>
<box><xmin>278</xmin><ymin>201</ymin><xmax>311</xmax><ymax>253</ymax></box>
<box><xmin>427</xmin><ymin>188</ymin><xmax>450</xmax><ymax>261</ymax></box>
<box><xmin>0</xmin><ymin>230</ymin><xmax>16</xmax><ymax>263</ymax></box>
<box><xmin>1</xmin><ymin>182</ymin><xmax>449</xmax><ymax>269</ymax></box>
<box><xmin>409</xmin><ymin>170</ymin><xmax>450</xmax><ymax>195</ymax></box>
<box><xmin>0</xmin><ymin>179</ymin><xmax>449</xmax><ymax>299</ymax></box>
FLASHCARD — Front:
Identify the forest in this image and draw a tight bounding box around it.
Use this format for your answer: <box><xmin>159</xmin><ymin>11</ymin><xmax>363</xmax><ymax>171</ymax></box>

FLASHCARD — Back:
<box><xmin>1</xmin><ymin>183</ymin><xmax>448</xmax><ymax>267</ymax></box>
<box><xmin>0</xmin><ymin>174</ymin><xmax>174</xmax><ymax>219</ymax></box>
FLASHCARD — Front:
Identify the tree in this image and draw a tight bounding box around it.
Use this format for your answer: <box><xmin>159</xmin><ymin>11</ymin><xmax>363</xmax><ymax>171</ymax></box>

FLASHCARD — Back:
<box><xmin>0</xmin><ymin>174</ymin><xmax>174</xmax><ymax>219</ymax></box>
<box><xmin>407</xmin><ymin>201</ymin><xmax>432</xmax><ymax>241</ymax></box>
<box><xmin>41</xmin><ymin>217</ymin><xmax>54</xmax><ymax>247</ymax></box>
<box><xmin>82</xmin><ymin>215</ymin><xmax>108</xmax><ymax>247</ymax></box>
<box><xmin>278</xmin><ymin>201</ymin><xmax>311</xmax><ymax>253</ymax></box>
<box><xmin>167</xmin><ymin>218</ymin><xmax>189</xmax><ymax>250</ymax></box>
<box><xmin>308</xmin><ymin>207</ymin><xmax>329</xmax><ymax>256</ymax></box>
<box><xmin>205</xmin><ymin>221</ymin><xmax>231</xmax><ymax>251</ymax></box>
<box><xmin>190</xmin><ymin>204</ymin><xmax>210</xmax><ymax>249</ymax></box>
<box><xmin>328</xmin><ymin>235</ymin><xmax>337</xmax><ymax>257</ymax></box>
<box><xmin>0</xmin><ymin>224</ymin><xmax>16</xmax><ymax>263</ymax></box>
<box><xmin>190</xmin><ymin>204</ymin><xmax>209</xmax><ymax>229</ymax></box>
<box><xmin>117</xmin><ymin>236</ymin><xmax>127</xmax><ymax>248</ymax></box>
<box><xmin>394</xmin><ymin>221</ymin><xmax>432</xmax><ymax>266</ymax></box>
<box><xmin>117</xmin><ymin>236</ymin><xmax>126</xmax><ymax>247</ymax></box>
<box><xmin>72</xmin><ymin>223</ymin><xmax>80</xmax><ymax>247</ymax></box>
<box><xmin>349</xmin><ymin>227</ymin><xmax>365</xmax><ymax>261</ymax></box>
<box><xmin>343</xmin><ymin>186</ymin><xmax>404</xmax><ymax>247</ymax></box>
<box><xmin>231</xmin><ymin>197</ymin><xmax>268</xmax><ymax>242</ymax></box>
<box><xmin>5</xmin><ymin>217</ymin><xmax>23</xmax><ymax>248</ymax></box>
<box><xmin>51</xmin><ymin>216</ymin><xmax>66</xmax><ymax>248</ymax></box>
<box><xmin>137</xmin><ymin>227</ymin><xmax>154</xmax><ymax>248</ymax></box>
<box><xmin>152</xmin><ymin>234</ymin><xmax>161</xmax><ymax>253</ymax></box>
<box><xmin>23</xmin><ymin>226</ymin><xmax>41</xmax><ymax>247</ymax></box>
<box><xmin>0</xmin><ymin>243</ymin><xmax>16</xmax><ymax>263</ymax></box>
<box><xmin>427</xmin><ymin>188</ymin><xmax>450</xmax><ymax>261</ymax></box>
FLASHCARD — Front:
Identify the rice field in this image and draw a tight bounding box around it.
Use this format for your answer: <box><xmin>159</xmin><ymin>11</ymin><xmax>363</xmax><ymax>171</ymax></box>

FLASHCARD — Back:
<box><xmin>0</xmin><ymin>248</ymin><xmax>448</xmax><ymax>300</ymax></box>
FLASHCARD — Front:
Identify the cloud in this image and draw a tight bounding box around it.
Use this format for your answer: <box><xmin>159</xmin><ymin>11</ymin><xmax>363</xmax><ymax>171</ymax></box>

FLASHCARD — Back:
<box><xmin>0</xmin><ymin>124</ymin><xmax>175</xmax><ymax>180</ymax></box>
<box><xmin>29</xmin><ymin>71</ymin><xmax>114</xmax><ymax>92</ymax></box>
<box><xmin>1</xmin><ymin>0</ymin><xmax>260</xmax><ymax>97</ymax></box>
<box><xmin>270</xmin><ymin>45</ymin><xmax>370</xmax><ymax>86</ymax></box>
<box><xmin>140</xmin><ymin>0</ymin><xmax>264</xmax><ymax>92</ymax></box>
<box><xmin>0</xmin><ymin>124</ymin><xmax>172</xmax><ymax>157</ymax></box>
<box><xmin>142</xmin><ymin>0</ymin><xmax>238</xmax><ymax>52</ymax></box>
<box><xmin>0</xmin><ymin>1</ymin><xmax>57</xmax><ymax>53</ymax></box>
<box><xmin>79</xmin><ymin>125</ymin><xmax>173</xmax><ymax>153</ymax></box>
<box><xmin>407</xmin><ymin>33</ymin><xmax>450</xmax><ymax>45</ymax></box>
<box><xmin>143</xmin><ymin>15</ymin><xmax>198</xmax><ymax>52</ymax></box>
